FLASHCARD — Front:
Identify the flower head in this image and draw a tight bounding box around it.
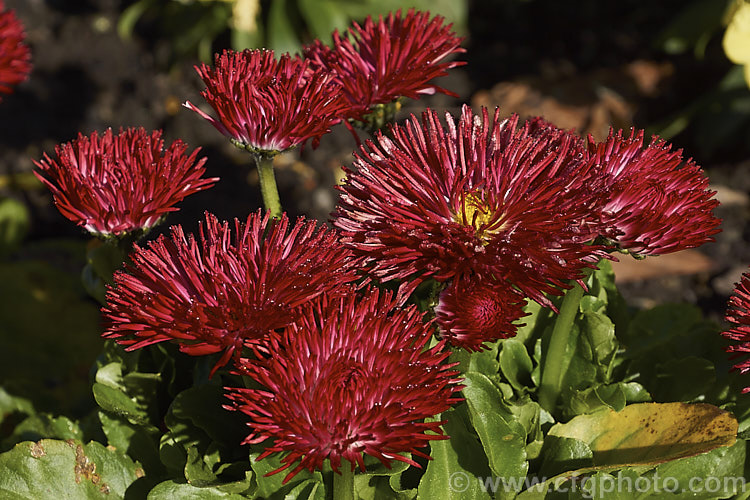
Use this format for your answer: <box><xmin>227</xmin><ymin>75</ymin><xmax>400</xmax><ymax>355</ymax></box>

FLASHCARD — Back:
<box><xmin>303</xmin><ymin>9</ymin><xmax>465</xmax><ymax>122</ymax></box>
<box><xmin>185</xmin><ymin>49</ymin><xmax>345</xmax><ymax>154</ymax></box>
<box><xmin>333</xmin><ymin>105</ymin><xmax>606</xmax><ymax>307</ymax></box>
<box><xmin>33</xmin><ymin>128</ymin><xmax>216</xmax><ymax>237</ymax></box>
<box><xmin>102</xmin><ymin>211</ymin><xmax>360</xmax><ymax>374</ymax></box>
<box><xmin>587</xmin><ymin>129</ymin><xmax>720</xmax><ymax>255</ymax></box>
<box><xmin>226</xmin><ymin>289</ymin><xmax>461</xmax><ymax>482</ymax></box>
<box><xmin>435</xmin><ymin>276</ymin><xmax>528</xmax><ymax>351</ymax></box>
<box><xmin>722</xmin><ymin>270</ymin><xmax>750</xmax><ymax>393</ymax></box>
<box><xmin>0</xmin><ymin>1</ymin><xmax>31</xmax><ymax>101</ymax></box>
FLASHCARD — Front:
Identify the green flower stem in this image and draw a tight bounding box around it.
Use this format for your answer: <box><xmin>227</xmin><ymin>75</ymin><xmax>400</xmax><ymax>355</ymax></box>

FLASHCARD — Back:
<box><xmin>537</xmin><ymin>280</ymin><xmax>585</xmax><ymax>414</ymax></box>
<box><xmin>255</xmin><ymin>153</ymin><xmax>282</xmax><ymax>218</ymax></box>
<box><xmin>333</xmin><ymin>461</ymin><xmax>355</xmax><ymax>500</ymax></box>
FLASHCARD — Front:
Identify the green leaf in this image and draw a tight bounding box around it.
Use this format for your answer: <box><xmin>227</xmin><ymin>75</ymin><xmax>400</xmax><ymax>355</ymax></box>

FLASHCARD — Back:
<box><xmin>99</xmin><ymin>410</ymin><xmax>163</xmax><ymax>482</ymax></box>
<box><xmin>417</xmin><ymin>409</ymin><xmax>492</xmax><ymax>500</ymax></box>
<box><xmin>249</xmin><ymin>451</ymin><xmax>322</xmax><ymax>499</ymax></box>
<box><xmin>0</xmin><ymin>197</ymin><xmax>29</xmax><ymax>258</ymax></box>
<box><xmin>651</xmin><ymin>357</ymin><xmax>716</xmax><ymax>403</ymax></box>
<box><xmin>0</xmin><ymin>439</ymin><xmax>142</xmax><ymax>499</ymax></box>
<box><xmin>461</xmin><ymin>372</ymin><xmax>528</xmax><ymax>485</ymax></box>
<box><xmin>499</xmin><ymin>339</ymin><xmax>534</xmax><ymax>391</ymax></box>
<box><xmin>549</xmin><ymin>402</ymin><xmax>738</xmax><ymax>467</ymax></box>
<box><xmin>147</xmin><ymin>479</ymin><xmax>248</xmax><ymax>499</ymax></box>
<box><xmin>567</xmin><ymin>383</ymin><xmax>627</xmax><ymax>416</ymax></box>
<box><xmin>268</xmin><ymin>0</ymin><xmax>302</xmax><ymax>54</ymax></box>
<box><xmin>2</xmin><ymin>414</ymin><xmax>82</xmax><ymax>451</ymax></box>
<box><xmin>354</xmin><ymin>454</ymin><xmax>412</xmax><ymax>499</ymax></box>
<box><xmin>538</xmin><ymin>436</ymin><xmax>594</xmax><ymax>478</ymax></box>
<box><xmin>168</xmin><ymin>384</ymin><xmax>247</xmax><ymax>447</ymax></box>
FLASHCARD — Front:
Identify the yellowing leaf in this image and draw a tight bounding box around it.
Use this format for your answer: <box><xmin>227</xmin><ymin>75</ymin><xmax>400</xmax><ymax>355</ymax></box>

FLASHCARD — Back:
<box><xmin>723</xmin><ymin>2</ymin><xmax>750</xmax><ymax>63</ymax></box>
<box><xmin>549</xmin><ymin>402</ymin><xmax>737</xmax><ymax>467</ymax></box>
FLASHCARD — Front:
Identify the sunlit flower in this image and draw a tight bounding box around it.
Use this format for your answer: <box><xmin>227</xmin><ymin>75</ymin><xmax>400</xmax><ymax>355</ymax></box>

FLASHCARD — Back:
<box><xmin>0</xmin><ymin>0</ymin><xmax>31</xmax><ymax>101</ymax></box>
<box><xmin>435</xmin><ymin>276</ymin><xmax>528</xmax><ymax>351</ymax></box>
<box><xmin>587</xmin><ymin>129</ymin><xmax>720</xmax><ymax>255</ymax></box>
<box><xmin>33</xmin><ymin>128</ymin><xmax>216</xmax><ymax>237</ymax></box>
<box><xmin>226</xmin><ymin>289</ymin><xmax>462</xmax><ymax>482</ymax></box>
<box><xmin>333</xmin><ymin>105</ymin><xmax>606</xmax><ymax>307</ymax></box>
<box><xmin>303</xmin><ymin>9</ymin><xmax>465</xmax><ymax>122</ymax></box>
<box><xmin>722</xmin><ymin>270</ymin><xmax>750</xmax><ymax>393</ymax></box>
<box><xmin>102</xmin><ymin>211</ymin><xmax>360</xmax><ymax>374</ymax></box>
<box><xmin>184</xmin><ymin>49</ymin><xmax>345</xmax><ymax>154</ymax></box>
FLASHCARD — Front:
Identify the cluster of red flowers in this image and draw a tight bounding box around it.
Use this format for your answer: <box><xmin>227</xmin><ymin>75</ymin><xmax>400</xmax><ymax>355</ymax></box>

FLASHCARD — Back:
<box><xmin>0</xmin><ymin>0</ymin><xmax>31</xmax><ymax>101</ymax></box>
<box><xmin>185</xmin><ymin>9</ymin><xmax>464</xmax><ymax>154</ymax></box>
<box><xmin>333</xmin><ymin>105</ymin><xmax>721</xmax><ymax>350</ymax></box>
<box><xmin>32</xmin><ymin>5</ymin><xmax>728</xmax><ymax>486</ymax></box>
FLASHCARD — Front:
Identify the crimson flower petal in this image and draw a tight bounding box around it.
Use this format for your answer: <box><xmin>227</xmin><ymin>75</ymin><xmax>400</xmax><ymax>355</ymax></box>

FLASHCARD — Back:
<box><xmin>435</xmin><ymin>276</ymin><xmax>528</xmax><ymax>351</ymax></box>
<box><xmin>33</xmin><ymin>128</ymin><xmax>217</xmax><ymax>237</ymax></box>
<box><xmin>0</xmin><ymin>1</ymin><xmax>31</xmax><ymax>101</ymax></box>
<box><xmin>722</xmin><ymin>271</ymin><xmax>750</xmax><ymax>393</ymax></box>
<box><xmin>333</xmin><ymin>105</ymin><xmax>607</xmax><ymax>307</ymax></box>
<box><xmin>102</xmin><ymin>211</ymin><xmax>361</xmax><ymax>375</ymax></box>
<box><xmin>304</xmin><ymin>9</ymin><xmax>465</xmax><ymax>121</ymax></box>
<box><xmin>587</xmin><ymin>129</ymin><xmax>721</xmax><ymax>255</ymax></box>
<box><xmin>185</xmin><ymin>49</ymin><xmax>346</xmax><ymax>153</ymax></box>
<box><xmin>225</xmin><ymin>289</ymin><xmax>462</xmax><ymax>482</ymax></box>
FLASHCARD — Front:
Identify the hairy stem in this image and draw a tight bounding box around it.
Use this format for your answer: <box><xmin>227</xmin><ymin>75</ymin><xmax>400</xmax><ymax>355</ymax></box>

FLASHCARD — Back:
<box><xmin>255</xmin><ymin>153</ymin><xmax>282</xmax><ymax>218</ymax></box>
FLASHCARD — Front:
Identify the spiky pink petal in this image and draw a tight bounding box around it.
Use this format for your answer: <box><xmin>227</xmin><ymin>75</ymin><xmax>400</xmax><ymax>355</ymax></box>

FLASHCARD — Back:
<box><xmin>185</xmin><ymin>49</ymin><xmax>345</xmax><ymax>153</ymax></box>
<box><xmin>226</xmin><ymin>289</ymin><xmax>462</xmax><ymax>482</ymax></box>
<box><xmin>33</xmin><ymin>128</ymin><xmax>216</xmax><ymax>236</ymax></box>
<box><xmin>304</xmin><ymin>9</ymin><xmax>465</xmax><ymax>121</ymax></box>
<box><xmin>102</xmin><ymin>211</ymin><xmax>360</xmax><ymax>374</ymax></box>
<box><xmin>0</xmin><ymin>1</ymin><xmax>30</xmax><ymax>100</ymax></box>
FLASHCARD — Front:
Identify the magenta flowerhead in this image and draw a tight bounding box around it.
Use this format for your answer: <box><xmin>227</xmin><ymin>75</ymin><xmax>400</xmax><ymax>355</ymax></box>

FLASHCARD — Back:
<box><xmin>435</xmin><ymin>276</ymin><xmax>528</xmax><ymax>352</ymax></box>
<box><xmin>33</xmin><ymin>128</ymin><xmax>216</xmax><ymax>237</ymax></box>
<box><xmin>722</xmin><ymin>270</ymin><xmax>750</xmax><ymax>393</ymax></box>
<box><xmin>303</xmin><ymin>9</ymin><xmax>465</xmax><ymax>123</ymax></box>
<box><xmin>0</xmin><ymin>1</ymin><xmax>31</xmax><ymax>101</ymax></box>
<box><xmin>225</xmin><ymin>289</ymin><xmax>462</xmax><ymax>482</ymax></box>
<box><xmin>184</xmin><ymin>49</ymin><xmax>346</xmax><ymax>155</ymax></box>
<box><xmin>587</xmin><ymin>129</ymin><xmax>721</xmax><ymax>256</ymax></box>
<box><xmin>102</xmin><ymin>211</ymin><xmax>360</xmax><ymax>375</ymax></box>
<box><xmin>334</xmin><ymin>105</ymin><xmax>605</xmax><ymax>308</ymax></box>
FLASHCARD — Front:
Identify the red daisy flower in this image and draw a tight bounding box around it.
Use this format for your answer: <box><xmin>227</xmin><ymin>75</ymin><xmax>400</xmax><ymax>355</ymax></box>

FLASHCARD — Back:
<box><xmin>0</xmin><ymin>1</ymin><xmax>31</xmax><ymax>101</ymax></box>
<box><xmin>225</xmin><ymin>289</ymin><xmax>462</xmax><ymax>482</ymax></box>
<box><xmin>33</xmin><ymin>128</ymin><xmax>216</xmax><ymax>237</ymax></box>
<box><xmin>303</xmin><ymin>9</ymin><xmax>465</xmax><ymax>122</ymax></box>
<box><xmin>586</xmin><ymin>129</ymin><xmax>720</xmax><ymax>255</ymax></box>
<box><xmin>184</xmin><ymin>49</ymin><xmax>345</xmax><ymax>154</ymax></box>
<box><xmin>435</xmin><ymin>276</ymin><xmax>528</xmax><ymax>352</ymax></box>
<box><xmin>722</xmin><ymin>270</ymin><xmax>750</xmax><ymax>393</ymax></box>
<box><xmin>102</xmin><ymin>211</ymin><xmax>360</xmax><ymax>375</ymax></box>
<box><xmin>333</xmin><ymin>105</ymin><xmax>606</xmax><ymax>307</ymax></box>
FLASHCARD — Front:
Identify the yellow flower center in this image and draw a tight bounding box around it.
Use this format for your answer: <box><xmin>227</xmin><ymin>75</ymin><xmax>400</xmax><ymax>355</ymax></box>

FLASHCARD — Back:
<box><xmin>455</xmin><ymin>193</ymin><xmax>504</xmax><ymax>243</ymax></box>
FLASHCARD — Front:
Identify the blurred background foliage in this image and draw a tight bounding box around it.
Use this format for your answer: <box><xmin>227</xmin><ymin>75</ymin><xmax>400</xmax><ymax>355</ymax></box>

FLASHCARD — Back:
<box><xmin>117</xmin><ymin>0</ymin><xmax>468</xmax><ymax>63</ymax></box>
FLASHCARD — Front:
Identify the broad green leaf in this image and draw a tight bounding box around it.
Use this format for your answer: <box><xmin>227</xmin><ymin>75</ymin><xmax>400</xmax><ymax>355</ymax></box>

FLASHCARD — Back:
<box><xmin>169</xmin><ymin>384</ymin><xmax>248</xmax><ymax>447</ymax></box>
<box><xmin>0</xmin><ymin>388</ymin><xmax>34</xmax><ymax>427</ymax></box>
<box><xmin>0</xmin><ymin>439</ymin><xmax>142</xmax><ymax>499</ymax></box>
<box><xmin>147</xmin><ymin>479</ymin><xmax>247</xmax><ymax>499</ymax></box>
<box><xmin>98</xmin><ymin>411</ymin><xmax>162</xmax><ymax>477</ymax></box>
<box><xmin>469</xmin><ymin>340</ymin><xmax>501</xmax><ymax>377</ymax></box>
<box><xmin>566</xmin><ymin>383</ymin><xmax>627</xmax><ymax>417</ymax></box>
<box><xmin>527</xmin><ymin>439</ymin><xmax>746</xmax><ymax>500</ymax></box>
<box><xmin>462</xmin><ymin>372</ymin><xmax>528</xmax><ymax>485</ymax></box>
<box><xmin>549</xmin><ymin>403</ymin><xmax>737</xmax><ymax>467</ymax></box>
<box><xmin>2</xmin><ymin>414</ymin><xmax>82</xmax><ymax>450</ymax></box>
<box><xmin>0</xmin><ymin>197</ymin><xmax>29</xmax><ymax>258</ymax></box>
<box><xmin>417</xmin><ymin>410</ymin><xmax>492</xmax><ymax>500</ymax></box>
<box><xmin>652</xmin><ymin>356</ymin><xmax>716</xmax><ymax>403</ymax></box>
<box><xmin>249</xmin><ymin>451</ymin><xmax>322</xmax><ymax>499</ymax></box>
<box><xmin>499</xmin><ymin>339</ymin><xmax>534</xmax><ymax>391</ymax></box>
<box><xmin>538</xmin><ymin>436</ymin><xmax>594</xmax><ymax>478</ymax></box>
<box><xmin>354</xmin><ymin>453</ymin><xmax>411</xmax><ymax>499</ymax></box>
